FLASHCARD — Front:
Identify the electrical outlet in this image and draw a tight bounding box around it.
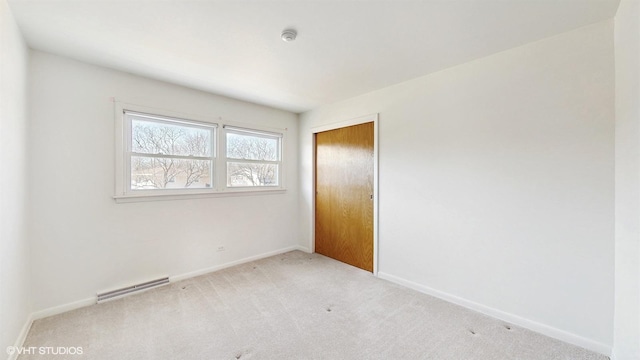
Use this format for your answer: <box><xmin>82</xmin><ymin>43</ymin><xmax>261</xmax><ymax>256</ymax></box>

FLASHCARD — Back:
<box><xmin>217</xmin><ymin>246</ymin><xmax>225</xmax><ymax>252</ymax></box>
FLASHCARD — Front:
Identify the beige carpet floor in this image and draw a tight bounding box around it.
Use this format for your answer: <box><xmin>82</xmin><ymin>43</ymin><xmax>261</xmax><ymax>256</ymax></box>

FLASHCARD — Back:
<box><xmin>19</xmin><ymin>251</ymin><xmax>607</xmax><ymax>360</ymax></box>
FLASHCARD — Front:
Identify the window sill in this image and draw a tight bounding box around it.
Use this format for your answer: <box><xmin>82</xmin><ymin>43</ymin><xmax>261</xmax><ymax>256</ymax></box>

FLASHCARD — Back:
<box><xmin>113</xmin><ymin>188</ymin><xmax>286</xmax><ymax>203</ymax></box>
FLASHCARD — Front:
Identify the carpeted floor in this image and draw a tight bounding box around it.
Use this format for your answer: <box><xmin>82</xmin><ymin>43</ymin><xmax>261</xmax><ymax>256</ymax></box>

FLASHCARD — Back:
<box><xmin>19</xmin><ymin>251</ymin><xmax>607</xmax><ymax>360</ymax></box>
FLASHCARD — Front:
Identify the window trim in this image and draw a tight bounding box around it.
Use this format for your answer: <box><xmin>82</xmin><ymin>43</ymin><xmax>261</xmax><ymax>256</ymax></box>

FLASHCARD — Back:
<box><xmin>125</xmin><ymin>110</ymin><xmax>217</xmax><ymax>196</ymax></box>
<box><xmin>114</xmin><ymin>102</ymin><xmax>286</xmax><ymax>203</ymax></box>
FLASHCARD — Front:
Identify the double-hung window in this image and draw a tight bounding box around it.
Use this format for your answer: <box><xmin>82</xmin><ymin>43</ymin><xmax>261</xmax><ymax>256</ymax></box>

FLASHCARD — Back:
<box><xmin>124</xmin><ymin>111</ymin><xmax>216</xmax><ymax>194</ymax></box>
<box><xmin>115</xmin><ymin>104</ymin><xmax>285</xmax><ymax>201</ymax></box>
<box><xmin>224</xmin><ymin>126</ymin><xmax>282</xmax><ymax>188</ymax></box>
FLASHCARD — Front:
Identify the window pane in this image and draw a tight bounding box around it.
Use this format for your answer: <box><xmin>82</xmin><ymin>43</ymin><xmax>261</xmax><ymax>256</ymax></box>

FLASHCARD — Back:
<box><xmin>131</xmin><ymin>156</ymin><xmax>212</xmax><ymax>190</ymax></box>
<box><xmin>227</xmin><ymin>162</ymin><xmax>278</xmax><ymax>187</ymax></box>
<box><xmin>132</xmin><ymin>119</ymin><xmax>212</xmax><ymax>157</ymax></box>
<box><xmin>226</xmin><ymin>132</ymin><xmax>279</xmax><ymax>161</ymax></box>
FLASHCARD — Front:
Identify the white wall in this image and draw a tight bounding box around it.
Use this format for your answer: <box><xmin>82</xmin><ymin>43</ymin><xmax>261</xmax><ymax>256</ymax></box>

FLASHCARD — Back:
<box><xmin>299</xmin><ymin>21</ymin><xmax>615</xmax><ymax>353</ymax></box>
<box><xmin>614</xmin><ymin>1</ymin><xmax>640</xmax><ymax>359</ymax></box>
<box><xmin>28</xmin><ymin>51</ymin><xmax>299</xmax><ymax>312</ymax></box>
<box><xmin>0</xmin><ymin>0</ymin><xmax>31</xmax><ymax>353</ymax></box>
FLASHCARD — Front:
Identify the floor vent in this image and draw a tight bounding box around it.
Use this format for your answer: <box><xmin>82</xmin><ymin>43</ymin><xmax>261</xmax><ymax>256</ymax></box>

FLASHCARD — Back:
<box><xmin>97</xmin><ymin>277</ymin><xmax>169</xmax><ymax>303</ymax></box>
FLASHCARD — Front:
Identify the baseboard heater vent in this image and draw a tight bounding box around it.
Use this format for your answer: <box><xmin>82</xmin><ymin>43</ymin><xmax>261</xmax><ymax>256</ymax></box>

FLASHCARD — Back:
<box><xmin>97</xmin><ymin>277</ymin><xmax>170</xmax><ymax>303</ymax></box>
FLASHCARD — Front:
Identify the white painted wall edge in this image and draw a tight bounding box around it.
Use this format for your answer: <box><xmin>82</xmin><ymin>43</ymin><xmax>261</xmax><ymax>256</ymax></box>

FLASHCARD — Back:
<box><xmin>10</xmin><ymin>244</ymin><xmax>311</xmax><ymax>359</ymax></box>
<box><xmin>377</xmin><ymin>272</ymin><xmax>612</xmax><ymax>356</ymax></box>
<box><xmin>8</xmin><ymin>314</ymin><xmax>34</xmax><ymax>360</ymax></box>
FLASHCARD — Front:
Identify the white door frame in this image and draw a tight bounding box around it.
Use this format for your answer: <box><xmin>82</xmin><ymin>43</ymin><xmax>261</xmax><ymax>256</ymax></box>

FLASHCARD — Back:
<box><xmin>311</xmin><ymin>113</ymin><xmax>380</xmax><ymax>275</ymax></box>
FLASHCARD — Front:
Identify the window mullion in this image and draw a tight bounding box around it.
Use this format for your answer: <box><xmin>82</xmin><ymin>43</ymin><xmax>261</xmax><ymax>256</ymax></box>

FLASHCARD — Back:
<box><xmin>130</xmin><ymin>152</ymin><xmax>213</xmax><ymax>161</ymax></box>
<box><xmin>218</xmin><ymin>125</ymin><xmax>227</xmax><ymax>191</ymax></box>
<box><xmin>225</xmin><ymin>158</ymin><xmax>281</xmax><ymax>165</ymax></box>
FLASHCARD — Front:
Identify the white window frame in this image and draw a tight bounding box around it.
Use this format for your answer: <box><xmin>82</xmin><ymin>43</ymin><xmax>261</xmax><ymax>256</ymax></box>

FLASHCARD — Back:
<box><xmin>114</xmin><ymin>102</ymin><xmax>286</xmax><ymax>203</ymax></box>
<box><xmin>124</xmin><ymin>110</ymin><xmax>217</xmax><ymax>196</ymax></box>
<box><xmin>222</xmin><ymin>125</ymin><xmax>283</xmax><ymax>190</ymax></box>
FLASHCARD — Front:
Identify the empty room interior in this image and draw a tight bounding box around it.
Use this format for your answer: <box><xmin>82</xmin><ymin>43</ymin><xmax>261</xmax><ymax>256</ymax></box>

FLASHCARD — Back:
<box><xmin>1</xmin><ymin>0</ymin><xmax>639</xmax><ymax>359</ymax></box>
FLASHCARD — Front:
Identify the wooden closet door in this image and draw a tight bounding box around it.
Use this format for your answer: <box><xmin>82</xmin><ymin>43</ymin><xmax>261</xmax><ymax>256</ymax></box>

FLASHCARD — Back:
<box><xmin>315</xmin><ymin>122</ymin><xmax>374</xmax><ymax>272</ymax></box>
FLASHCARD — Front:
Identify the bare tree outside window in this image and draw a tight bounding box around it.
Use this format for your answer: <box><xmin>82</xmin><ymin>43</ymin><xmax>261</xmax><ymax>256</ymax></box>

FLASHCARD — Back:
<box><xmin>130</xmin><ymin>119</ymin><xmax>213</xmax><ymax>190</ymax></box>
<box><xmin>226</xmin><ymin>130</ymin><xmax>281</xmax><ymax>187</ymax></box>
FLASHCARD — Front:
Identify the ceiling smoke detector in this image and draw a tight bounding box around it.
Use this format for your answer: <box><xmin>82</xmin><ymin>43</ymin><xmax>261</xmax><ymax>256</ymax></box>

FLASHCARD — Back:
<box><xmin>281</xmin><ymin>29</ymin><xmax>297</xmax><ymax>42</ymax></box>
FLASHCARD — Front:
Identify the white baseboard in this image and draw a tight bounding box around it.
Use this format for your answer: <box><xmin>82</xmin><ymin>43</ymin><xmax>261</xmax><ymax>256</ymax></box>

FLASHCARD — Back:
<box><xmin>170</xmin><ymin>245</ymin><xmax>305</xmax><ymax>282</ymax></box>
<box><xmin>294</xmin><ymin>245</ymin><xmax>312</xmax><ymax>253</ymax></box>
<box><xmin>8</xmin><ymin>314</ymin><xmax>34</xmax><ymax>360</ymax></box>
<box><xmin>31</xmin><ymin>297</ymin><xmax>96</xmax><ymax>321</ymax></box>
<box><xmin>377</xmin><ymin>271</ymin><xmax>612</xmax><ymax>357</ymax></box>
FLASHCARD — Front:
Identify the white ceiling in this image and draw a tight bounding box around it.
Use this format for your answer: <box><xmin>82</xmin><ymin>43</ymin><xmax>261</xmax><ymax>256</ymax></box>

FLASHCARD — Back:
<box><xmin>8</xmin><ymin>0</ymin><xmax>620</xmax><ymax>113</ymax></box>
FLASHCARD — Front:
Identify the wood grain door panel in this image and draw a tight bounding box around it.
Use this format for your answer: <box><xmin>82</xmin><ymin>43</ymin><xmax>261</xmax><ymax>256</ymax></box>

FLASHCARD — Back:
<box><xmin>315</xmin><ymin>122</ymin><xmax>374</xmax><ymax>272</ymax></box>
